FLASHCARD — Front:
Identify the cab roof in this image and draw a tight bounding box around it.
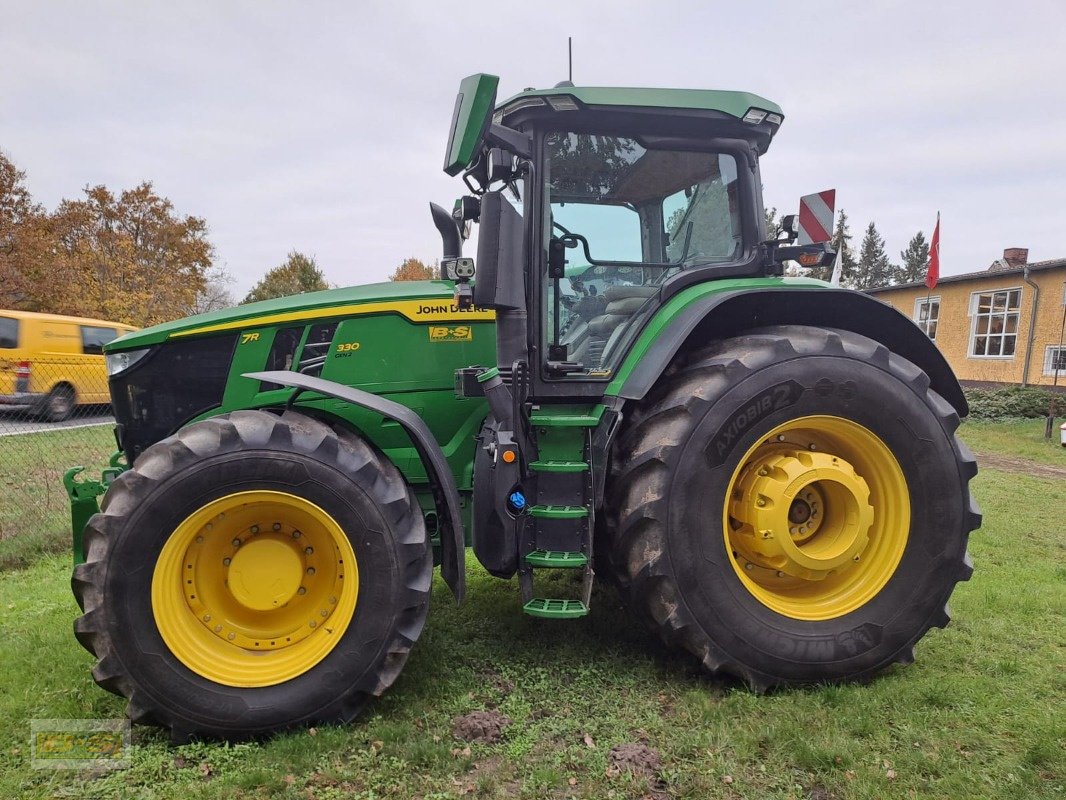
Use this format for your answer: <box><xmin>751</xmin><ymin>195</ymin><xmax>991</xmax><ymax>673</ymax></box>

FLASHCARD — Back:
<box><xmin>496</xmin><ymin>85</ymin><xmax>783</xmax><ymax>123</ymax></box>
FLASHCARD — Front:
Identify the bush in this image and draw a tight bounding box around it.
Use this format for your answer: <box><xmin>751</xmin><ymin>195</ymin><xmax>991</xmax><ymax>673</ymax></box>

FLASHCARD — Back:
<box><xmin>964</xmin><ymin>386</ymin><xmax>1062</xmax><ymax>420</ymax></box>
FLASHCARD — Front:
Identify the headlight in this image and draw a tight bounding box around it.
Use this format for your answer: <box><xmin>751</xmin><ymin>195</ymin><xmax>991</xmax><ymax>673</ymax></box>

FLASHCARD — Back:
<box><xmin>106</xmin><ymin>347</ymin><xmax>151</xmax><ymax>376</ymax></box>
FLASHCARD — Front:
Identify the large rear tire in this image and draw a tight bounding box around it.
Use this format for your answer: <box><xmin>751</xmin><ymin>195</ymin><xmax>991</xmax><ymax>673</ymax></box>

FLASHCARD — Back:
<box><xmin>72</xmin><ymin>409</ymin><xmax>431</xmax><ymax>740</ymax></box>
<box><xmin>606</xmin><ymin>326</ymin><xmax>979</xmax><ymax>689</ymax></box>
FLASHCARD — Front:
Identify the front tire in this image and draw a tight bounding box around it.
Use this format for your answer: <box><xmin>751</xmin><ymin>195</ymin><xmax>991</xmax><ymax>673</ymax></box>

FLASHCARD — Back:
<box><xmin>72</xmin><ymin>409</ymin><xmax>431</xmax><ymax>740</ymax></box>
<box><xmin>606</xmin><ymin>326</ymin><xmax>979</xmax><ymax>689</ymax></box>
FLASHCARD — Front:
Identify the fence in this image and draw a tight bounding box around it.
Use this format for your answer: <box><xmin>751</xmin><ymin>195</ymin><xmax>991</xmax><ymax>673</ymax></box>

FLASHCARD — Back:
<box><xmin>0</xmin><ymin>361</ymin><xmax>117</xmax><ymax>570</ymax></box>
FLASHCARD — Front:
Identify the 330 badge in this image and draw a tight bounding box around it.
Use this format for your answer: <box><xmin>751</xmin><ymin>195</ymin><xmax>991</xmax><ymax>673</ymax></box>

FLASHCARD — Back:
<box><xmin>428</xmin><ymin>325</ymin><xmax>473</xmax><ymax>342</ymax></box>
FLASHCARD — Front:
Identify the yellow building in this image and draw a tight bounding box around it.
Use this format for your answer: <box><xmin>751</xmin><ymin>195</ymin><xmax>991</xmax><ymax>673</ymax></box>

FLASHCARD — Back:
<box><xmin>867</xmin><ymin>249</ymin><xmax>1066</xmax><ymax>389</ymax></box>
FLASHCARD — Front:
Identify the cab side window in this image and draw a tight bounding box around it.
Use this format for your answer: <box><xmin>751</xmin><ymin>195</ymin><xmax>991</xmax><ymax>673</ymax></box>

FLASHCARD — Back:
<box><xmin>80</xmin><ymin>325</ymin><xmax>118</xmax><ymax>355</ymax></box>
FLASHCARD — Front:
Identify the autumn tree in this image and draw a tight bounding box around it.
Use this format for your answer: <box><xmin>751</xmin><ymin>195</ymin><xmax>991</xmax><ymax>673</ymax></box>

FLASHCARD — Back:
<box><xmin>0</xmin><ymin>150</ymin><xmax>51</xmax><ymax>310</ymax></box>
<box><xmin>242</xmin><ymin>251</ymin><xmax>329</xmax><ymax>303</ymax></box>
<box><xmin>389</xmin><ymin>257</ymin><xmax>436</xmax><ymax>281</ymax></box>
<box><xmin>896</xmin><ymin>230</ymin><xmax>930</xmax><ymax>285</ymax></box>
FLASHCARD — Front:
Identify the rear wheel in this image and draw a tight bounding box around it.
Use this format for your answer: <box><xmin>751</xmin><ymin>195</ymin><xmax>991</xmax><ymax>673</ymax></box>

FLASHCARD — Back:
<box><xmin>42</xmin><ymin>384</ymin><xmax>75</xmax><ymax>421</ymax></box>
<box><xmin>606</xmin><ymin>326</ymin><xmax>979</xmax><ymax>688</ymax></box>
<box><xmin>72</xmin><ymin>409</ymin><xmax>431</xmax><ymax>740</ymax></box>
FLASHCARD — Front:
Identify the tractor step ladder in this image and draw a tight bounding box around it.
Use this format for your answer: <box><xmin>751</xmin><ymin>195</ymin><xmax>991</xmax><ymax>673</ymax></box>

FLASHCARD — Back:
<box><xmin>520</xmin><ymin>406</ymin><xmax>601</xmax><ymax>619</ymax></box>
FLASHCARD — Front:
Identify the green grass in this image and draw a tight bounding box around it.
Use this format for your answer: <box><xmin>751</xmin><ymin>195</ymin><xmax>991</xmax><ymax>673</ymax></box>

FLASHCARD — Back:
<box><xmin>959</xmin><ymin>418</ymin><xmax>1066</xmax><ymax>466</ymax></box>
<box><xmin>1</xmin><ymin>468</ymin><xmax>1063</xmax><ymax>799</ymax></box>
<box><xmin>0</xmin><ymin>424</ymin><xmax>116</xmax><ymax>570</ymax></box>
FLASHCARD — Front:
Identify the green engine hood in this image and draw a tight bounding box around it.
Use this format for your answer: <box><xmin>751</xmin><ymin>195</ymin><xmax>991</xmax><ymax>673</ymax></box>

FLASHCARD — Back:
<box><xmin>106</xmin><ymin>280</ymin><xmax>469</xmax><ymax>351</ymax></box>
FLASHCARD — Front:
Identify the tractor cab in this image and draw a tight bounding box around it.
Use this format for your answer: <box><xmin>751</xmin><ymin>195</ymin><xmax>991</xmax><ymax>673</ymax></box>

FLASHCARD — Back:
<box><xmin>437</xmin><ymin>75</ymin><xmax>830</xmax><ymax>397</ymax></box>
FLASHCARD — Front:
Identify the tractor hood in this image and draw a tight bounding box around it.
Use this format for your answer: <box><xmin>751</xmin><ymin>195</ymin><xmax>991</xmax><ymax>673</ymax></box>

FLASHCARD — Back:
<box><xmin>106</xmin><ymin>280</ymin><xmax>468</xmax><ymax>351</ymax></box>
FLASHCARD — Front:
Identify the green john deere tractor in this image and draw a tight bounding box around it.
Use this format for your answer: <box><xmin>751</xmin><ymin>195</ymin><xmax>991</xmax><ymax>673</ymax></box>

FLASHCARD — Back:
<box><xmin>68</xmin><ymin>73</ymin><xmax>979</xmax><ymax>740</ymax></box>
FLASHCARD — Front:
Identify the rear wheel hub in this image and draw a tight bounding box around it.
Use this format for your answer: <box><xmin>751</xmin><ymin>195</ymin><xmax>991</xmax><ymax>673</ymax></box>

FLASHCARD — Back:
<box><xmin>724</xmin><ymin>415</ymin><xmax>910</xmax><ymax>620</ymax></box>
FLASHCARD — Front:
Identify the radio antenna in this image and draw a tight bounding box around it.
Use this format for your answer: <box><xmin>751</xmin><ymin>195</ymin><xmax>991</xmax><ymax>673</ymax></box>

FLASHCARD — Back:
<box><xmin>568</xmin><ymin>37</ymin><xmax>573</xmax><ymax>83</ymax></box>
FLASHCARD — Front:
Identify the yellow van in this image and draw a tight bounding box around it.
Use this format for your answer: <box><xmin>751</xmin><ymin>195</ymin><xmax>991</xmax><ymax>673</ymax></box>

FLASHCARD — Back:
<box><xmin>0</xmin><ymin>310</ymin><xmax>137</xmax><ymax>421</ymax></box>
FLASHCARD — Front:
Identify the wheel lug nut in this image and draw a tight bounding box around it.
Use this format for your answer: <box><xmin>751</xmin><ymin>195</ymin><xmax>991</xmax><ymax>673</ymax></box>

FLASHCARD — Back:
<box><xmin>195</xmin><ymin>535</ymin><xmax>204</xmax><ymax>544</ymax></box>
<box><xmin>232</xmin><ymin>538</ymin><xmax>241</xmax><ymax>548</ymax></box>
<box><xmin>223</xmin><ymin>557</ymin><xmax>231</xmax><ymax>566</ymax></box>
<box><xmin>297</xmin><ymin>587</ymin><xmax>307</xmax><ymax>595</ymax></box>
<box><xmin>227</xmin><ymin>632</ymin><xmax>235</xmax><ymax>641</ymax></box>
<box><xmin>292</xmin><ymin>530</ymin><xmax>301</xmax><ymax>539</ymax></box>
<box><xmin>304</xmin><ymin>546</ymin><xmax>314</xmax><ymax>555</ymax></box>
<box><xmin>776</xmin><ymin>571</ymin><xmax>786</xmax><ymax>578</ymax></box>
<box><xmin>808</xmin><ymin>443</ymin><xmax>817</xmax><ymax>450</ymax></box>
<box><xmin>202</xmin><ymin>614</ymin><xmax>211</xmax><ymax>622</ymax></box>
<box><xmin>309</xmin><ymin>621</ymin><xmax>317</xmax><ymax>628</ymax></box>
<box><xmin>250</xmin><ymin>525</ymin><xmax>259</xmax><ymax>534</ymax></box>
<box><xmin>320</xmin><ymin>609</ymin><xmax>328</xmax><ymax>617</ymax></box>
<box><xmin>329</xmin><ymin>596</ymin><xmax>337</xmax><ymax>604</ymax></box>
<box><xmin>744</xmin><ymin>562</ymin><xmax>754</xmax><ymax>571</ymax></box>
<box><xmin>756</xmin><ymin>498</ymin><xmax>767</xmax><ymax>507</ymax></box>
<box><xmin>214</xmin><ymin>624</ymin><xmax>222</xmax><ymax>632</ymax></box>
<box><xmin>776</xmin><ymin>434</ymin><xmax>786</xmax><ymax>442</ymax></box>
<box><xmin>306</xmin><ymin>567</ymin><xmax>316</xmax><ymax>576</ymax></box>
<box><xmin>273</xmin><ymin>522</ymin><xmax>281</xmax><ymax>531</ymax></box>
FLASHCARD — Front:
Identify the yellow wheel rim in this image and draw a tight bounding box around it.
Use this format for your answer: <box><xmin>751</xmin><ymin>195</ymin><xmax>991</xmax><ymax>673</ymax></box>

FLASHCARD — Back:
<box><xmin>152</xmin><ymin>490</ymin><xmax>359</xmax><ymax>687</ymax></box>
<box><xmin>723</xmin><ymin>415</ymin><xmax>909</xmax><ymax>621</ymax></box>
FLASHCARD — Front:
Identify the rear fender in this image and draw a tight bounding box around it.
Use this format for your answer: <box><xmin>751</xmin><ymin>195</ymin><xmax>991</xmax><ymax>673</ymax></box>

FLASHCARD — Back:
<box><xmin>244</xmin><ymin>370</ymin><xmax>466</xmax><ymax>602</ymax></box>
<box><xmin>609</xmin><ymin>287</ymin><xmax>967</xmax><ymax>416</ymax></box>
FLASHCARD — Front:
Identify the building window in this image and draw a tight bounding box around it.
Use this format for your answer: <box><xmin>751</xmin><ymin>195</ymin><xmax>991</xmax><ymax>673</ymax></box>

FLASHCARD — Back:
<box><xmin>913</xmin><ymin>297</ymin><xmax>940</xmax><ymax>340</ymax></box>
<box><xmin>1045</xmin><ymin>346</ymin><xmax>1066</xmax><ymax>378</ymax></box>
<box><xmin>969</xmin><ymin>288</ymin><xmax>1021</xmax><ymax>358</ymax></box>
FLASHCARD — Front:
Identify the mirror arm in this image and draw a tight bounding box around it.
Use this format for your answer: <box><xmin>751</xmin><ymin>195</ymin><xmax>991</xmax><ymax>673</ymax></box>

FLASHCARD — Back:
<box><xmin>484</xmin><ymin>123</ymin><xmax>532</xmax><ymax>159</ymax></box>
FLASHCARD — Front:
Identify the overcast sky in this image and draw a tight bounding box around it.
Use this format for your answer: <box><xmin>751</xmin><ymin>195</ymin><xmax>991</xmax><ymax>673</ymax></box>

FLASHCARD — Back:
<box><xmin>2</xmin><ymin>1</ymin><xmax>1063</xmax><ymax>297</ymax></box>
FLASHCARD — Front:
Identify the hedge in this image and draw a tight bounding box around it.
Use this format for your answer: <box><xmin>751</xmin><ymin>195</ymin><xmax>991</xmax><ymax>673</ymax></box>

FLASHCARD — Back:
<box><xmin>964</xmin><ymin>385</ymin><xmax>1062</xmax><ymax>420</ymax></box>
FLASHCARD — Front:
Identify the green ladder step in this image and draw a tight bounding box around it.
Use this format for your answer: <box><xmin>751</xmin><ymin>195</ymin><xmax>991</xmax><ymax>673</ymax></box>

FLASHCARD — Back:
<box><xmin>523</xmin><ymin>598</ymin><xmax>589</xmax><ymax>619</ymax></box>
<box><xmin>529</xmin><ymin>412</ymin><xmax>601</xmax><ymax>427</ymax></box>
<box><xmin>525</xmin><ymin>550</ymin><xmax>588</xmax><ymax>568</ymax></box>
<box><xmin>528</xmin><ymin>505</ymin><xmax>588</xmax><ymax>519</ymax></box>
<box><xmin>528</xmin><ymin>460</ymin><xmax>588</xmax><ymax>473</ymax></box>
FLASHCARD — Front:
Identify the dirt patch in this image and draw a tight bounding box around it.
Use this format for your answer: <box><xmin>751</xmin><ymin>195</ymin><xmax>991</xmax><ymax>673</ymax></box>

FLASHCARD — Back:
<box><xmin>608</xmin><ymin>743</ymin><xmax>662</xmax><ymax>776</ymax></box>
<box><xmin>973</xmin><ymin>451</ymin><xmax>1066</xmax><ymax>480</ymax></box>
<box><xmin>452</xmin><ymin>710</ymin><xmax>511</xmax><ymax>744</ymax></box>
<box><xmin>809</xmin><ymin>784</ymin><xmax>840</xmax><ymax>800</ymax></box>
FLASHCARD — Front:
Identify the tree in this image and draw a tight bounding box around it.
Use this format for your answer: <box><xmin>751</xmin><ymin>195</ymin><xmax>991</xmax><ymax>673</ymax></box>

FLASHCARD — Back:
<box><xmin>242</xmin><ymin>252</ymin><xmax>329</xmax><ymax>304</ymax></box>
<box><xmin>0</xmin><ymin>150</ymin><xmax>50</xmax><ymax>309</ymax></box>
<box><xmin>2</xmin><ymin>156</ymin><xmax>214</xmax><ymax>324</ymax></box>
<box><xmin>187</xmin><ymin>267</ymin><xmax>235</xmax><ymax>315</ymax></box>
<box><xmin>389</xmin><ymin>257</ymin><xmax>436</xmax><ymax>281</ymax></box>
<box><xmin>49</xmin><ymin>183</ymin><xmax>213</xmax><ymax>325</ymax></box>
<box><xmin>809</xmin><ymin>207</ymin><xmax>856</xmax><ymax>284</ymax></box>
<box><xmin>896</xmin><ymin>230</ymin><xmax>930</xmax><ymax>285</ymax></box>
<box><xmin>764</xmin><ymin>206</ymin><xmax>781</xmax><ymax>240</ymax></box>
<box><xmin>852</xmin><ymin>221</ymin><xmax>895</xmax><ymax>290</ymax></box>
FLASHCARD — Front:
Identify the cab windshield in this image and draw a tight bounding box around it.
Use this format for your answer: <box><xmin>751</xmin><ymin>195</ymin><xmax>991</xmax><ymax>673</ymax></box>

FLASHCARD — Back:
<box><xmin>544</xmin><ymin>132</ymin><xmax>743</xmax><ymax>375</ymax></box>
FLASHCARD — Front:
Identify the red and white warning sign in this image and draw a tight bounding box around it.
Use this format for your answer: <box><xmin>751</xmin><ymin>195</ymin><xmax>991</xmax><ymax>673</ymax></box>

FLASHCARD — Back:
<box><xmin>797</xmin><ymin>189</ymin><xmax>836</xmax><ymax>245</ymax></box>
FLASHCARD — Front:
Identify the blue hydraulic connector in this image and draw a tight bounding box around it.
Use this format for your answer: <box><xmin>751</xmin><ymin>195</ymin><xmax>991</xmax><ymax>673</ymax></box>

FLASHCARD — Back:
<box><xmin>508</xmin><ymin>491</ymin><xmax>527</xmax><ymax>513</ymax></box>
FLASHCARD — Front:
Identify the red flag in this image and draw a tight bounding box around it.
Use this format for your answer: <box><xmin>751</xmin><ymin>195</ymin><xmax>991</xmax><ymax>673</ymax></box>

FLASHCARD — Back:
<box><xmin>925</xmin><ymin>213</ymin><xmax>940</xmax><ymax>289</ymax></box>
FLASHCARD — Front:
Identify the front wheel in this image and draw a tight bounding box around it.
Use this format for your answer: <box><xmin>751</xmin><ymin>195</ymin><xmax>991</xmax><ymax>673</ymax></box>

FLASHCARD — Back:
<box><xmin>72</xmin><ymin>410</ymin><xmax>432</xmax><ymax>740</ymax></box>
<box><xmin>606</xmin><ymin>326</ymin><xmax>979</xmax><ymax>689</ymax></box>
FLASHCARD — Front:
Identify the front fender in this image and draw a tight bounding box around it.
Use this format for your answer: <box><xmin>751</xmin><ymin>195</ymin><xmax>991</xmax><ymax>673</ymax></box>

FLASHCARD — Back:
<box><xmin>607</xmin><ymin>286</ymin><xmax>967</xmax><ymax>416</ymax></box>
<box><xmin>245</xmin><ymin>370</ymin><xmax>466</xmax><ymax>602</ymax></box>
